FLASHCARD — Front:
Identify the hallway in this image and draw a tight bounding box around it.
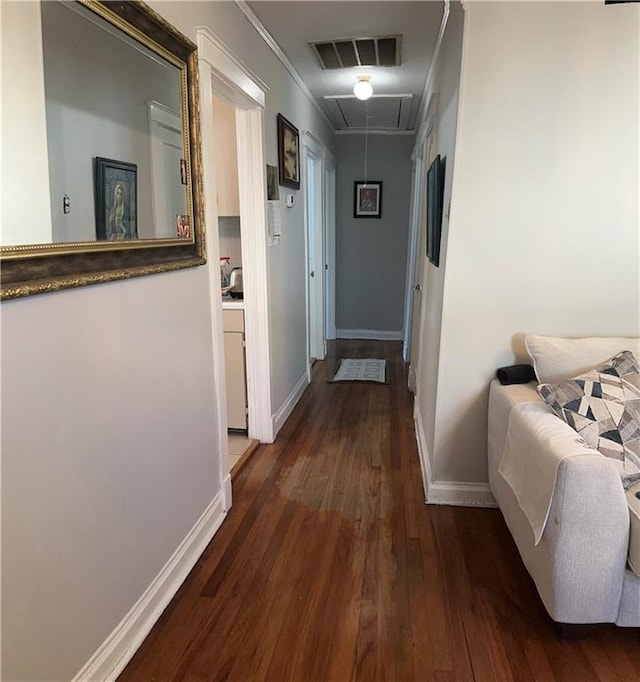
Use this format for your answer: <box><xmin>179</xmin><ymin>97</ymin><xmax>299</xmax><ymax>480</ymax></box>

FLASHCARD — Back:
<box><xmin>120</xmin><ymin>341</ymin><xmax>639</xmax><ymax>682</ymax></box>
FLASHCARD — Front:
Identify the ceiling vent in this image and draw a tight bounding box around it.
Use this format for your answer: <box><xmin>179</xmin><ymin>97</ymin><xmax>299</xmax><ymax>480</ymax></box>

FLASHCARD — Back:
<box><xmin>310</xmin><ymin>35</ymin><xmax>401</xmax><ymax>70</ymax></box>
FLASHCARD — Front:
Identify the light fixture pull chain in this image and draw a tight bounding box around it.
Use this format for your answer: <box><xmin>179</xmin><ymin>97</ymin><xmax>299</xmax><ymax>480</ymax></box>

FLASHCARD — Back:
<box><xmin>364</xmin><ymin>101</ymin><xmax>369</xmax><ymax>185</ymax></box>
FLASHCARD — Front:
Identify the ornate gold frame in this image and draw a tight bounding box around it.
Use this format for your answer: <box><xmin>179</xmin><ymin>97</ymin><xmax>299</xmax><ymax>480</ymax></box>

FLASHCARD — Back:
<box><xmin>1</xmin><ymin>0</ymin><xmax>206</xmax><ymax>300</ymax></box>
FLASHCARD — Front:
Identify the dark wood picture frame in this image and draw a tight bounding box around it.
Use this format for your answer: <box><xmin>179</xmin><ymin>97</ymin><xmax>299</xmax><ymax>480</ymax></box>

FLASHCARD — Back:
<box><xmin>94</xmin><ymin>157</ymin><xmax>138</xmax><ymax>241</ymax></box>
<box><xmin>354</xmin><ymin>181</ymin><xmax>382</xmax><ymax>218</ymax></box>
<box><xmin>277</xmin><ymin>113</ymin><xmax>300</xmax><ymax>190</ymax></box>
<box><xmin>426</xmin><ymin>155</ymin><xmax>445</xmax><ymax>267</ymax></box>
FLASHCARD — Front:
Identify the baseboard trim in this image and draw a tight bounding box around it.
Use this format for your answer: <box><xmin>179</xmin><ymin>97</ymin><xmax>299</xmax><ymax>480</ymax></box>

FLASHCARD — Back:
<box><xmin>72</xmin><ymin>491</ymin><xmax>228</xmax><ymax>682</ymax></box>
<box><xmin>426</xmin><ymin>481</ymin><xmax>497</xmax><ymax>508</ymax></box>
<box><xmin>272</xmin><ymin>370</ymin><xmax>309</xmax><ymax>437</ymax></box>
<box><xmin>413</xmin><ymin>400</ymin><xmax>432</xmax><ymax>501</ymax></box>
<box><xmin>413</xmin><ymin>401</ymin><xmax>496</xmax><ymax>508</ymax></box>
<box><xmin>336</xmin><ymin>328</ymin><xmax>403</xmax><ymax>341</ymax></box>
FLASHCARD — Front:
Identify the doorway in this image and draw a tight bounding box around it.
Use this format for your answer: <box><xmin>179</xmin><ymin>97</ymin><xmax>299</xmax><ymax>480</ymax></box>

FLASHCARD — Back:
<box><xmin>197</xmin><ymin>27</ymin><xmax>274</xmax><ymax>510</ymax></box>
<box><xmin>323</xmin><ymin>152</ymin><xmax>337</xmax><ymax>341</ymax></box>
<box><xmin>303</xmin><ymin>132</ymin><xmax>326</xmax><ymax>367</ymax></box>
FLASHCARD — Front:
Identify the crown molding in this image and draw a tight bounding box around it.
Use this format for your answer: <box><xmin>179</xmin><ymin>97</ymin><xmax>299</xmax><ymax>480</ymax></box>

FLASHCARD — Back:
<box><xmin>234</xmin><ymin>0</ymin><xmax>334</xmax><ymax>131</ymax></box>
<box><xmin>335</xmin><ymin>129</ymin><xmax>416</xmax><ymax>137</ymax></box>
<box><xmin>415</xmin><ymin>0</ymin><xmax>450</xmax><ymax>128</ymax></box>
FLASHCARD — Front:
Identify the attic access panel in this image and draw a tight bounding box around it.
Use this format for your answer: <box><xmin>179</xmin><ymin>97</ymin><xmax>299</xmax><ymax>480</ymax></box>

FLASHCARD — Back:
<box><xmin>324</xmin><ymin>95</ymin><xmax>413</xmax><ymax>131</ymax></box>
<box><xmin>310</xmin><ymin>35</ymin><xmax>401</xmax><ymax>69</ymax></box>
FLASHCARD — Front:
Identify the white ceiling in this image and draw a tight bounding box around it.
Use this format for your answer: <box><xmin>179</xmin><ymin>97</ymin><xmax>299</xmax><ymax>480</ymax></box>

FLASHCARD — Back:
<box><xmin>244</xmin><ymin>1</ymin><xmax>445</xmax><ymax>132</ymax></box>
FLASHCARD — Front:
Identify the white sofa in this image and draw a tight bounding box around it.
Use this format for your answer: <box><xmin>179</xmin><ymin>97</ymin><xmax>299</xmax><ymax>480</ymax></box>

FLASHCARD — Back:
<box><xmin>487</xmin><ymin>336</ymin><xmax>640</xmax><ymax>631</ymax></box>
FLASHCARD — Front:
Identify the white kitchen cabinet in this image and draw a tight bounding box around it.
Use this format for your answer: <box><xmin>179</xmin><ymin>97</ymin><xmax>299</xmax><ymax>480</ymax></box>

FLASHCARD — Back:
<box><xmin>223</xmin><ymin>308</ymin><xmax>247</xmax><ymax>430</ymax></box>
<box><xmin>212</xmin><ymin>95</ymin><xmax>240</xmax><ymax>217</ymax></box>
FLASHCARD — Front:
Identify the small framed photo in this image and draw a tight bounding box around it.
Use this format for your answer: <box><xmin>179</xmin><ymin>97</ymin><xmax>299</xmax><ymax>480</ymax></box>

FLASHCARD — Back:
<box><xmin>277</xmin><ymin>113</ymin><xmax>300</xmax><ymax>189</ymax></box>
<box><xmin>354</xmin><ymin>181</ymin><xmax>382</xmax><ymax>219</ymax></box>
<box><xmin>266</xmin><ymin>164</ymin><xmax>280</xmax><ymax>200</ymax></box>
<box><xmin>94</xmin><ymin>157</ymin><xmax>138</xmax><ymax>241</ymax></box>
<box><xmin>176</xmin><ymin>214</ymin><xmax>190</xmax><ymax>238</ymax></box>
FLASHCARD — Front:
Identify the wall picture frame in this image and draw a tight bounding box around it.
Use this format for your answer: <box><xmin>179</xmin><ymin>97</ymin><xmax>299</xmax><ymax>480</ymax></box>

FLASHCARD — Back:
<box><xmin>426</xmin><ymin>155</ymin><xmax>445</xmax><ymax>267</ymax></box>
<box><xmin>354</xmin><ymin>181</ymin><xmax>382</xmax><ymax>218</ymax></box>
<box><xmin>277</xmin><ymin>113</ymin><xmax>300</xmax><ymax>189</ymax></box>
<box><xmin>94</xmin><ymin>157</ymin><xmax>138</xmax><ymax>241</ymax></box>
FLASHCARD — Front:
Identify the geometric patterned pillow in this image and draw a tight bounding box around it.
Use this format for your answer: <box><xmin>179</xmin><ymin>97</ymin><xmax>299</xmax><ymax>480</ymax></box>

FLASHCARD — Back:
<box><xmin>537</xmin><ymin>350</ymin><xmax>640</xmax><ymax>486</ymax></box>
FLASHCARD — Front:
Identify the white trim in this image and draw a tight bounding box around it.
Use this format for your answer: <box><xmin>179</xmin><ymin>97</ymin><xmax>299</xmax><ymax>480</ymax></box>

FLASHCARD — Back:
<box><xmin>236</xmin><ymin>108</ymin><xmax>275</xmax><ymax>443</ymax></box>
<box><xmin>336</xmin><ymin>329</ymin><xmax>403</xmax><ymax>341</ymax></box>
<box><xmin>413</xmin><ymin>402</ymin><xmax>496</xmax><ymax>508</ymax></box>
<box><xmin>324</xmin><ymin>93</ymin><xmax>414</xmax><ymax>101</ymax></box>
<box><xmin>272</xmin><ymin>370</ymin><xmax>310</xmax><ymax>436</ymax></box>
<box><xmin>415</xmin><ymin>0</ymin><xmax>450</xmax><ymax>129</ymax></box>
<box><xmin>196</xmin><ymin>26</ymin><xmax>267</xmax><ymax>109</ymax></box>
<box><xmin>72</xmin><ymin>492</ymin><xmax>228</xmax><ymax>682</ymax></box>
<box><xmin>413</xmin><ymin>400</ymin><xmax>431</xmax><ymax>500</ymax></box>
<box><xmin>198</xmin><ymin>55</ymin><xmax>232</xmax><ymax>513</ymax></box>
<box><xmin>223</xmin><ymin>473</ymin><xmax>233</xmax><ymax>512</ymax></box>
<box><xmin>302</xmin><ymin>132</ymin><xmax>326</xmax><ymax>363</ymax></box>
<box><xmin>197</xmin><ymin>29</ymin><xmax>274</xmax><ymax>445</ymax></box>
<box><xmin>426</xmin><ymin>482</ymin><xmax>497</xmax><ymax>508</ymax></box>
<box><xmin>335</xmin><ymin>129</ymin><xmax>416</xmax><ymax>137</ymax></box>
<box><xmin>323</xmin><ymin>150</ymin><xmax>337</xmax><ymax>341</ymax></box>
<box><xmin>233</xmin><ymin>0</ymin><xmax>333</xmax><ymax>130</ymax></box>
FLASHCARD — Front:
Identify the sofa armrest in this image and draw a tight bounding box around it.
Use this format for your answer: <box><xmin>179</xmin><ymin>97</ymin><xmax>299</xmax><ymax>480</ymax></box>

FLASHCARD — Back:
<box><xmin>535</xmin><ymin>454</ymin><xmax>630</xmax><ymax>623</ymax></box>
<box><xmin>488</xmin><ymin>381</ymin><xmax>630</xmax><ymax>623</ymax></box>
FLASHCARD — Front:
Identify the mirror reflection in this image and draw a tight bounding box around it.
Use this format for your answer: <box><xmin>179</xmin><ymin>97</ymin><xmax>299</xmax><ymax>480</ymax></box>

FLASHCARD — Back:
<box><xmin>6</xmin><ymin>0</ymin><xmax>189</xmax><ymax>247</ymax></box>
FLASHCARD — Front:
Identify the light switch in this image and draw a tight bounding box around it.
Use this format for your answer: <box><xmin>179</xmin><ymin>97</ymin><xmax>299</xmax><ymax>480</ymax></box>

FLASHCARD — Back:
<box><xmin>63</xmin><ymin>195</ymin><xmax>70</xmax><ymax>214</ymax></box>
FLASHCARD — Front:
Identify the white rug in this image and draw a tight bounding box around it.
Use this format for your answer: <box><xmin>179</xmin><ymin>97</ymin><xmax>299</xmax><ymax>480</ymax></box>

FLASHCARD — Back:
<box><xmin>330</xmin><ymin>358</ymin><xmax>387</xmax><ymax>384</ymax></box>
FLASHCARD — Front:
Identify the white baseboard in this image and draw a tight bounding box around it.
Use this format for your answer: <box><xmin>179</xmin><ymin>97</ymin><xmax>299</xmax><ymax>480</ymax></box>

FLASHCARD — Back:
<box><xmin>72</xmin><ymin>491</ymin><xmax>228</xmax><ymax>682</ymax></box>
<box><xmin>426</xmin><ymin>480</ymin><xmax>497</xmax><ymax>507</ymax></box>
<box><xmin>336</xmin><ymin>328</ymin><xmax>403</xmax><ymax>341</ymax></box>
<box><xmin>413</xmin><ymin>401</ymin><xmax>497</xmax><ymax>508</ymax></box>
<box><xmin>223</xmin><ymin>472</ymin><xmax>232</xmax><ymax>512</ymax></box>
<box><xmin>413</xmin><ymin>400</ymin><xmax>432</xmax><ymax>501</ymax></box>
<box><xmin>272</xmin><ymin>370</ymin><xmax>309</xmax><ymax>437</ymax></box>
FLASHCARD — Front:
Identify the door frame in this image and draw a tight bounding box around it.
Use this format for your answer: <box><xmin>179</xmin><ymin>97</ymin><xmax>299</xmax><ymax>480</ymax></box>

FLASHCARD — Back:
<box><xmin>402</xmin><ymin>94</ymin><xmax>439</xmax><ymax>375</ymax></box>
<box><xmin>302</xmin><ymin>131</ymin><xmax>326</xmax><ymax>370</ymax></box>
<box><xmin>197</xmin><ymin>27</ymin><xmax>274</xmax><ymax>508</ymax></box>
<box><xmin>323</xmin><ymin>149</ymin><xmax>337</xmax><ymax>341</ymax></box>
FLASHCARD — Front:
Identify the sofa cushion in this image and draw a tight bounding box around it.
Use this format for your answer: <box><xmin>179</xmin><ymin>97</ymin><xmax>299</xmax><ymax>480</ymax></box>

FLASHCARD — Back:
<box><xmin>627</xmin><ymin>483</ymin><xmax>640</xmax><ymax>578</ymax></box>
<box><xmin>537</xmin><ymin>350</ymin><xmax>640</xmax><ymax>482</ymax></box>
<box><xmin>525</xmin><ymin>334</ymin><xmax>640</xmax><ymax>384</ymax></box>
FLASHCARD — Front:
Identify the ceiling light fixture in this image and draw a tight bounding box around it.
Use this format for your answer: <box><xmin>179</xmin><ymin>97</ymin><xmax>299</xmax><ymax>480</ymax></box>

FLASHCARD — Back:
<box><xmin>353</xmin><ymin>75</ymin><xmax>373</xmax><ymax>101</ymax></box>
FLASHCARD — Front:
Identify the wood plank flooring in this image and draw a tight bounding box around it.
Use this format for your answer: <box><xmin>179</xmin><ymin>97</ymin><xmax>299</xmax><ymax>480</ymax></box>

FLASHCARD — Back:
<box><xmin>119</xmin><ymin>340</ymin><xmax>639</xmax><ymax>682</ymax></box>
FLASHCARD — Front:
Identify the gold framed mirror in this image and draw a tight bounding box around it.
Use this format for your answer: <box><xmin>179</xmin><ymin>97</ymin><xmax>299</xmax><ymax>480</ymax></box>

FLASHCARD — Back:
<box><xmin>1</xmin><ymin>0</ymin><xmax>205</xmax><ymax>300</ymax></box>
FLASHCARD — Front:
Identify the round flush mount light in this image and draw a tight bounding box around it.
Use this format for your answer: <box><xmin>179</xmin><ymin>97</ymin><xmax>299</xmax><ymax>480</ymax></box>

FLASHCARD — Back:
<box><xmin>353</xmin><ymin>76</ymin><xmax>373</xmax><ymax>101</ymax></box>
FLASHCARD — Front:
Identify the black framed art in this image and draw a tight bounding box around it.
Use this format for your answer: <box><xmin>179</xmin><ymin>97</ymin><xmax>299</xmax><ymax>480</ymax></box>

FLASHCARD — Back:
<box><xmin>94</xmin><ymin>157</ymin><xmax>138</xmax><ymax>241</ymax></box>
<box><xmin>426</xmin><ymin>155</ymin><xmax>445</xmax><ymax>266</ymax></box>
<box><xmin>354</xmin><ymin>181</ymin><xmax>382</xmax><ymax>218</ymax></box>
<box><xmin>277</xmin><ymin>113</ymin><xmax>300</xmax><ymax>189</ymax></box>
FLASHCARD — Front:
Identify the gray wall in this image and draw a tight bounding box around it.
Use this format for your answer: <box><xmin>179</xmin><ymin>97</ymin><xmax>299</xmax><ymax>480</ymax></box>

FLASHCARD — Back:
<box><xmin>2</xmin><ymin>2</ymin><xmax>335</xmax><ymax>680</ymax></box>
<box><xmin>335</xmin><ymin>135</ymin><xmax>414</xmax><ymax>334</ymax></box>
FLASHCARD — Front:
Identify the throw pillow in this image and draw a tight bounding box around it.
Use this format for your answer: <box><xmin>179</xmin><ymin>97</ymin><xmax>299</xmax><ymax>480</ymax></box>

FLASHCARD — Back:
<box><xmin>537</xmin><ymin>350</ymin><xmax>640</xmax><ymax>485</ymax></box>
<box><xmin>525</xmin><ymin>334</ymin><xmax>640</xmax><ymax>384</ymax></box>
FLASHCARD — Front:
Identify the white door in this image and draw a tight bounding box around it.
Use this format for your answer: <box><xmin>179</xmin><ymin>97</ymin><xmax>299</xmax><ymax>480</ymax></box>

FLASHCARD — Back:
<box><xmin>304</xmin><ymin>135</ymin><xmax>325</xmax><ymax>362</ymax></box>
<box><xmin>408</xmin><ymin>133</ymin><xmax>436</xmax><ymax>392</ymax></box>
<box><xmin>323</xmin><ymin>154</ymin><xmax>336</xmax><ymax>340</ymax></box>
<box><xmin>148</xmin><ymin>102</ymin><xmax>186</xmax><ymax>238</ymax></box>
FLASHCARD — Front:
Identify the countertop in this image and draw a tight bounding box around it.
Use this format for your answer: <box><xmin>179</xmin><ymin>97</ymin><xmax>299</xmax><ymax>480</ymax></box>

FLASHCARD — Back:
<box><xmin>221</xmin><ymin>295</ymin><xmax>245</xmax><ymax>310</ymax></box>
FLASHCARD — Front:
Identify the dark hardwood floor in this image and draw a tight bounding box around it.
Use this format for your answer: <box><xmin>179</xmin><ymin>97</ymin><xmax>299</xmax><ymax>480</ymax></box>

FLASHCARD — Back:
<box><xmin>119</xmin><ymin>340</ymin><xmax>639</xmax><ymax>682</ymax></box>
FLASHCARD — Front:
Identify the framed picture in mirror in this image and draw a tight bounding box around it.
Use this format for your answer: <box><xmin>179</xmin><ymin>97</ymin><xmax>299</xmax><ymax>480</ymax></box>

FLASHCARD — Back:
<box><xmin>94</xmin><ymin>157</ymin><xmax>138</xmax><ymax>241</ymax></box>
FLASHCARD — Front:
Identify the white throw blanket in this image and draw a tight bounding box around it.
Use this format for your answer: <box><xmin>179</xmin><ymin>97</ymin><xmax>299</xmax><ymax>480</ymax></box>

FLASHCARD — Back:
<box><xmin>498</xmin><ymin>402</ymin><xmax>596</xmax><ymax>544</ymax></box>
